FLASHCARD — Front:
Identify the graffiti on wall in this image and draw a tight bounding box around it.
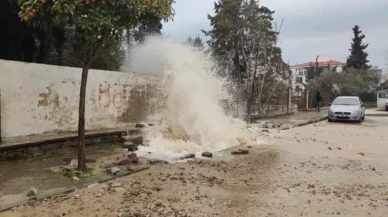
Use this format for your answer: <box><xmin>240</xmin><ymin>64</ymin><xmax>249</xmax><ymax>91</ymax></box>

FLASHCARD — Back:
<box><xmin>38</xmin><ymin>85</ymin><xmax>60</xmax><ymax>107</ymax></box>
<box><xmin>98</xmin><ymin>82</ymin><xmax>122</xmax><ymax>109</ymax></box>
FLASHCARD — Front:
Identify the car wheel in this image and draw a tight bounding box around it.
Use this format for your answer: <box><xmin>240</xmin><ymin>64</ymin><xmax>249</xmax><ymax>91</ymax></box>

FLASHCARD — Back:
<box><xmin>357</xmin><ymin>116</ymin><xmax>362</xmax><ymax>123</ymax></box>
<box><xmin>362</xmin><ymin>115</ymin><xmax>365</xmax><ymax>121</ymax></box>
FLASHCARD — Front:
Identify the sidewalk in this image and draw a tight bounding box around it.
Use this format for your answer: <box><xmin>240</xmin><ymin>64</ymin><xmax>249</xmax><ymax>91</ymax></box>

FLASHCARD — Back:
<box><xmin>365</xmin><ymin>108</ymin><xmax>388</xmax><ymax>116</ymax></box>
<box><xmin>0</xmin><ymin>127</ymin><xmax>137</xmax><ymax>151</ymax></box>
<box><xmin>255</xmin><ymin>108</ymin><xmax>328</xmax><ymax>128</ymax></box>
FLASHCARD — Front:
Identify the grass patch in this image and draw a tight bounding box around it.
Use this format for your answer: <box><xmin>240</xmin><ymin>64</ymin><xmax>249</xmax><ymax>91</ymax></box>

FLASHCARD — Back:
<box><xmin>60</xmin><ymin>167</ymin><xmax>94</xmax><ymax>179</ymax></box>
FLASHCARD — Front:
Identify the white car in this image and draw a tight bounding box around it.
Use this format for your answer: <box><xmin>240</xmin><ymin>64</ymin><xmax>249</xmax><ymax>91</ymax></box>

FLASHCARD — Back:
<box><xmin>328</xmin><ymin>96</ymin><xmax>365</xmax><ymax>123</ymax></box>
<box><xmin>377</xmin><ymin>91</ymin><xmax>388</xmax><ymax>111</ymax></box>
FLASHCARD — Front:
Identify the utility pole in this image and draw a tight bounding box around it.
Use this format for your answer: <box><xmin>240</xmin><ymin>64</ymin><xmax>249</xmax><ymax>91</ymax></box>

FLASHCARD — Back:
<box><xmin>287</xmin><ymin>70</ymin><xmax>292</xmax><ymax>113</ymax></box>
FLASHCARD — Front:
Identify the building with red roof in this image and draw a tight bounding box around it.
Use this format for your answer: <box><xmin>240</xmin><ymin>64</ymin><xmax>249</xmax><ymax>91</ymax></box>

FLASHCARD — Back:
<box><xmin>290</xmin><ymin>56</ymin><xmax>345</xmax><ymax>95</ymax></box>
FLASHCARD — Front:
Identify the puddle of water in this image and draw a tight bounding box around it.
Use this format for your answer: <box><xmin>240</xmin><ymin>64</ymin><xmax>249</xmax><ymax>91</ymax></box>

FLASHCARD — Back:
<box><xmin>0</xmin><ymin>143</ymin><xmax>124</xmax><ymax>197</ymax></box>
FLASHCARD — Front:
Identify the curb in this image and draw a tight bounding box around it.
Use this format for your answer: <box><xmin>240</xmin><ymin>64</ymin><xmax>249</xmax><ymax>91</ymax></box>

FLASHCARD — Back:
<box><xmin>0</xmin><ymin>166</ymin><xmax>149</xmax><ymax>212</ymax></box>
<box><xmin>365</xmin><ymin>113</ymin><xmax>388</xmax><ymax>117</ymax></box>
<box><xmin>280</xmin><ymin>116</ymin><xmax>327</xmax><ymax>130</ymax></box>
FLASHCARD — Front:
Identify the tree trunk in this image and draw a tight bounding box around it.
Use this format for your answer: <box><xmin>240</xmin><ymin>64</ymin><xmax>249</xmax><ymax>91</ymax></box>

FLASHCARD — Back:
<box><xmin>77</xmin><ymin>65</ymin><xmax>89</xmax><ymax>171</ymax></box>
<box><xmin>37</xmin><ymin>32</ymin><xmax>50</xmax><ymax>64</ymax></box>
<box><xmin>246</xmin><ymin>80</ymin><xmax>256</xmax><ymax>124</ymax></box>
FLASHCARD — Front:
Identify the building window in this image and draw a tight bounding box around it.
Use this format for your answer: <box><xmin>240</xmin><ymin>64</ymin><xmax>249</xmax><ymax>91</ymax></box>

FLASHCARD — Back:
<box><xmin>296</xmin><ymin>77</ymin><xmax>303</xmax><ymax>84</ymax></box>
<box><xmin>297</xmin><ymin>68</ymin><xmax>307</xmax><ymax>76</ymax></box>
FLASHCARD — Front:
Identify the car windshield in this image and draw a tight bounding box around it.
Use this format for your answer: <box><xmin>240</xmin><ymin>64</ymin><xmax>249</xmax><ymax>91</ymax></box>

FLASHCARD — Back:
<box><xmin>332</xmin><ymin>97</ymin><xmax>360</xmax><ymax>105</ymax></box>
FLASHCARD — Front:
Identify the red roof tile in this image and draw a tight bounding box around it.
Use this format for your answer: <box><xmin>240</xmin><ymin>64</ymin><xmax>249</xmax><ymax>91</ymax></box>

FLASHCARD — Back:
<box><xmin>291</xmin><ymin>60</ymin><xmax>345</xmax><ymax>68</ymax></box>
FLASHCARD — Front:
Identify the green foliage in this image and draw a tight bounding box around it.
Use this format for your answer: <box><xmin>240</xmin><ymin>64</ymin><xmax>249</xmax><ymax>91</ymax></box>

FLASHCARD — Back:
<box><xmin>0</xmin><ymin>0</ymin><xmax>36</xmax><ymax>62</ymax></box>
<box><xmin>308</xmin><ymin>68</ymin><xmax>381</xmax><ymax>101</ymax></box>
<box><xmin>18</xmin><ymin>0</ymin><xmax>175</xmax><ymax>65</ymax></box>
<box><xmin>41</xmin><ymin>26</ymin><xmax>125</xmax><ymax>70</ymax></box>
<box><xmin>62</xmin><ymin>166</ymin><xmax>94</xmax><ymax>178</ymax></box>
<box><xmin>90</xmin><ymin>39</ymin><xmax>126</xmax><ymax>71</ymax></box>
<box><xmin>202</xmin><ymin>0</ymin><xmax>244</xmax><ymax>80</ymax></box>
<box><xmin>1</xmin><ymin>0</ymin><xmax>148</xmax><ymax>71</ymax></box>
<box><xmin>203</xmin><ymin>0</ymin><xmax>290</xmax><ymax>119</ymax></box>
<box><xmin>185</xmin><ymin>35</ymin><xmax>205</xmax><ymax>52</ymax></box>
<box><xmin>203</xmin><ymin>0</ymin><xmax>283</xmax><ymax>82</ymax></box>
<box><xmin>133</xmin><ymin>10</ymin><xmax>163</xmax><ymax>43</ymax></box>
<box><xmin>346</xmin><ymin>25</ymin><xmax>370</xmax><ymax>70</ymax></box>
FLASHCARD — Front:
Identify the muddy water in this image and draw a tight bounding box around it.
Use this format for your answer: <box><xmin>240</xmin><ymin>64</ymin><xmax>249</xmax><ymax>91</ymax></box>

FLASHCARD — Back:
<box><xmin>0</xmin><ymin>143</ymin><xmax>124</xmax><ymax>208</ymax></box>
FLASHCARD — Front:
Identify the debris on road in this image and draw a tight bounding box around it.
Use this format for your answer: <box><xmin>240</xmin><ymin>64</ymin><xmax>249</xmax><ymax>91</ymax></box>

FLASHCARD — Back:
<box><xmin>232</xmin><ymin>149</ymin><xmax>249</xmax><ymax>155</ymax></box>
<box><xmin>202</xmin><ymin>152</ymin><xmax>213</xmax><ymax>158</ymax></box>
<box><xmin>232</xmin><ymin>150</ymin><xmax>242</xmax><ymax>155</ymax></box>
<box><xmin>135</xmin><ymin>123</ymin><xmax>146</xmax><ymax>128</ymax></box>
<box><xmin>128</xmin><ymin>153</ymin><xmax>139</xmax><ymax>163</ymax></box>
<box><xmin>181</xmin><ymin>153</ymin><xmax>196</xmax><ymax>160</ymax></box>
<box><xmin>108</xmin><ymin>167</ymin><xmax>120</xmax><ymax>175</ymax></box>
<box><xmin>26</xmin><ymin>187</ymin><xmax>38</xmax><ymax>197</ymax></box>
<box><xmin>122</xmin><ymin>135</ymin><xmax>144</xmax><ymax>145</ymax></box>
<box><xmin>123</xmin><ymin>142</ymin><xmax>138</xmax><ymax>152</ymax></box>
<box><xmin>68</xmin><ymin>159</ymin><xmax>78</xmax><ymax>168</ymax></box>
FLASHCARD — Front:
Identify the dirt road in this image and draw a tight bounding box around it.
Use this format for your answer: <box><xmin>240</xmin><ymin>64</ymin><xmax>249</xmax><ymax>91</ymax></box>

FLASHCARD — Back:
<box><xmin>3</xmin><ymin>117</ymin><xmax>388</xmax><ymax>217</ymax></box>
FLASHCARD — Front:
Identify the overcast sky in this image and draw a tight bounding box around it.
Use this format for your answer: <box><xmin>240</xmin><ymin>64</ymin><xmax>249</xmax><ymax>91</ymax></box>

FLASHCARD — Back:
<box><xmin>162</xmin><ymin>0</ymin><xmax>388</xmax><ymax>69</ymax></box>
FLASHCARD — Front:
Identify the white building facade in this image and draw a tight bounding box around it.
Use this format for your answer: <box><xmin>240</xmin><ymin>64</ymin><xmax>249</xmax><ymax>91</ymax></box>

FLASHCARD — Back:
<box><xmin>290</xmin><ymin>56</ymin><xmax>345</xmax><ymax>96</ymax></box>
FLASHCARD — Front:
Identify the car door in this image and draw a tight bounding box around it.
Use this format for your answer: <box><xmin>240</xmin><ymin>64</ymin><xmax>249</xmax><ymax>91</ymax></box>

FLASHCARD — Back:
<box><xmin>377</xmin><ymin>91</ymin><xmax>387</xmax><ymax>111</ymax></box>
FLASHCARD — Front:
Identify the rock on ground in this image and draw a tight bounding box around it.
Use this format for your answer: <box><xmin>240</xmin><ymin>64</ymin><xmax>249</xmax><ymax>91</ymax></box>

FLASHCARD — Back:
<box><xmin>26</xmin><ymin>187</ymin><xmax>38</xmax><ymax>197</ymax></box>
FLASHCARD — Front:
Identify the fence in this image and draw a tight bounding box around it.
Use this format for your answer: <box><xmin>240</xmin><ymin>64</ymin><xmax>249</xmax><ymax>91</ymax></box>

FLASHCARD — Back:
<box><xmin>294</xmin><ymin>89</ymin><xmax>331</xmax><ymax>111</ymax></box>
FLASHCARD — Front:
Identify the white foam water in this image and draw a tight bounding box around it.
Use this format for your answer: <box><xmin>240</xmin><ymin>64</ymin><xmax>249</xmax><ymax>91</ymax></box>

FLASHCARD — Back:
<box><xmin>128</xmin><ymin>36</ymin><xmax>249</xmax><ymax>161</ymax></box>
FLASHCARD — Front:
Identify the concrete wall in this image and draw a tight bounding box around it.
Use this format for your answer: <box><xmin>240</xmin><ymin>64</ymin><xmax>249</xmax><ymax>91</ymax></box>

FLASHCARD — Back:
<box><xmin>0</xmin><ymin>59</ymin><xmax>165</xmax><ymax>138</ymax></box>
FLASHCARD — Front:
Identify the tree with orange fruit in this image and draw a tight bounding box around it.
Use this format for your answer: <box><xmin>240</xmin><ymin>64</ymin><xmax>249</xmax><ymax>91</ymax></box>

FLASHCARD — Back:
<box><xmin>18</xmin><ymin>0</ymin><xmax>174</xmax><ymax>171</ymax></box>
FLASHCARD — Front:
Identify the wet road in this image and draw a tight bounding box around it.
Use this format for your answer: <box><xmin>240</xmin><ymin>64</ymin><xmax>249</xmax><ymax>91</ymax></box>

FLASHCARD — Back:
<box><xmin>2</xmin><ymin>116</ymin><xmax>388</xmax><ymax>216</ymax></box>
<box><xmin>258</xmin><ymin>116</ymin><xmax>388</xmax><ymax>217</ymax></box>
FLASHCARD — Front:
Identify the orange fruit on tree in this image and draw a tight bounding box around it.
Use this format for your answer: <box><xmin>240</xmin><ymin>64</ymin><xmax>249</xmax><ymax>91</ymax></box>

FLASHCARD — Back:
<box><xmin>29</xmin><ymin>12</ymin><xmax>34</xmax><ymax>17</ymax></box>
<box><xmin>41</xmin><ymin>0</ymin><xmax>46</xmax><ymax>3</ymax></box>
<box><xmin>32</xmin><ymin>9</ymin><xmax>36</xmax><ymax>13</ymax></box>
<box><xmin>152</xmin><ymin>1</ymin><xmax>158</xmax><ymax>7</ymax></box>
